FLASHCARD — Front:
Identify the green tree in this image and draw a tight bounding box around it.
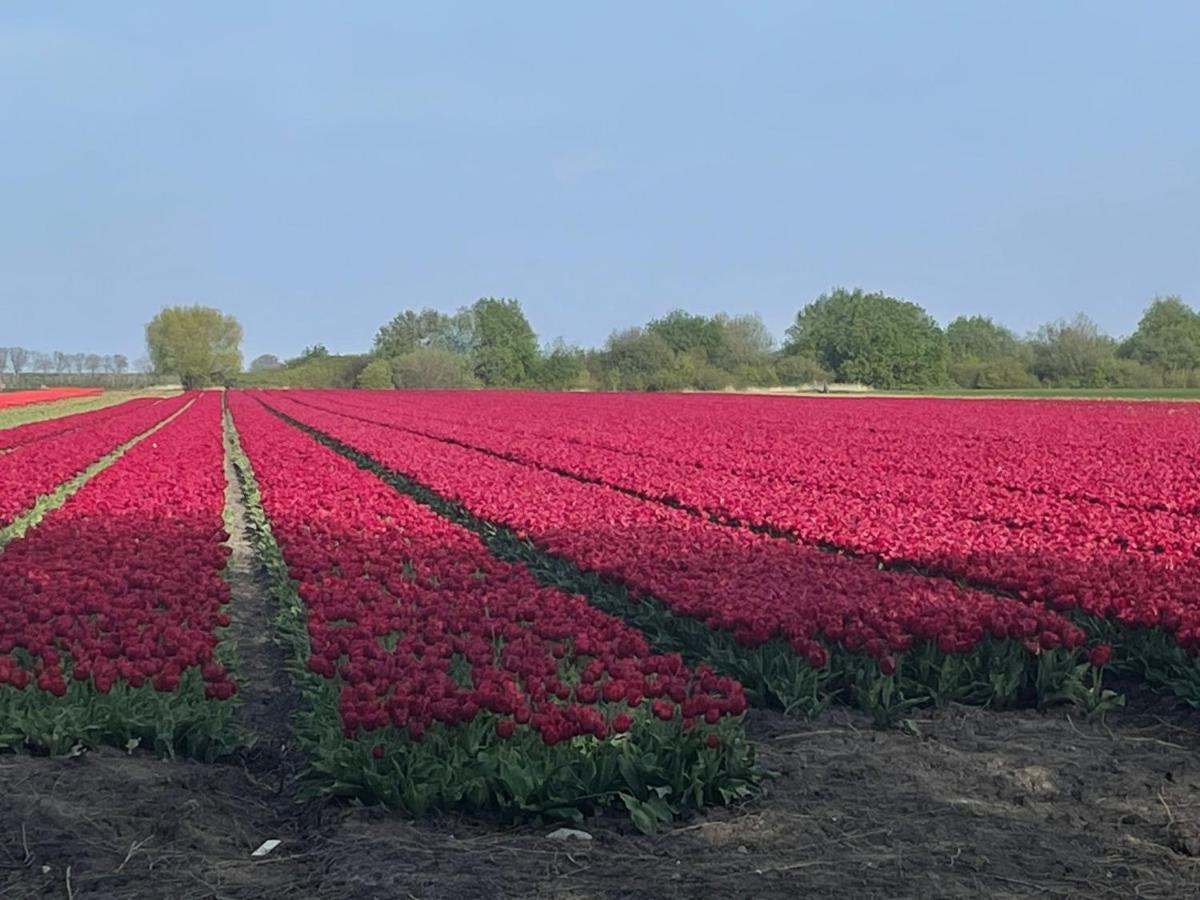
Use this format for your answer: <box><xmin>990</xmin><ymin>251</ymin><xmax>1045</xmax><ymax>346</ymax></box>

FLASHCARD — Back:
<box><xmin>145</xmin><ymin>305</ymin><xmax>243</xmax><ymax>388</ymax></box>
<box><xmin>774</xmin><ymin>353</ymin><xmax>830</xmax><ymax>386</ymax></box>
<box><xmin>602</xmin><ymin>327</ymin><xmax>676</xmax><ymax>389</ymax></box>
<box><xmin>534</xmin><ymin>339</ymin><xmax>586</xmax><ymax>388</ymax></box>
<box><xmin>288</xmin><ymin>344</ymin><xmax>329</xmax><ymax>365</ymax></box>
<box><xmin>646</xmin><ymin>310</ymin><xmax>723</xmax><ymax>358</ymax></box>
<box><xmin>711</xmin><ymin>313</ymin><xmax>775</xmax><ymax>368</ymax></box>
<box><xmin>356</xmin><ymin>358</ymin><xmax>395</xmax><ymax>388</ymax></box>
<box><xmin>945</xmin><ymin>316</ymin><xmax>1021</xmax><ymax>360</ymax></box>
<box><xmin>944</xmin><ymin>316</ymin><xmax>1038</xmax><ymax>388</ymax></box>
<box><xmin>783</xmin><ymin>288</ymin><xmax>947</xmax><ymax>388</ymax></box>
<box><xmin>392</xmin><ymin>348</ymin><xmax>479</xmax><ymax>388</ymax></box>
<box><xmin>1029</xmin><ymin>314</ymin><xmax>1118</xmax><ymax>386</ymax></box>
<box><xmin>373</xmin><ymin>308</ymin><xmax>467</xmax><ymax>357</ymax></box>
<box><xmin>470</xmin><ymin>297</ymin><xmax>538</xmax><ymax>386</ymax></box>
<box><xmin>238</xmin><ymin>354</ymin><xmax>369</xmax><ymax>388</ymax></box>
<box><xmin>948</xmin><ymin>356</ymin><xmax>1041</xmax><ymax>389</ymax></box>
<box><xmin>1121</xmin><ymin>296</ymin><xmax>1200</xmax><ymax>373</ymax></box>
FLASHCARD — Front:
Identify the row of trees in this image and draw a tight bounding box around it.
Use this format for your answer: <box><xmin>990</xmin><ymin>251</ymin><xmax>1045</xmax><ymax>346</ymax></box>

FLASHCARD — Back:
<box><xmin>0</xmin><ymin>347</ymin><xmax>163</xmax><ymax>390</ymax></box>
<box><xmin>780</xmin><ymin>290</ymin><xmax>1200</xmax><ymax>390</ymax></box>
<box><xmin>0</xmin><ymin>348</ymin><xmax>135</xmax><ymax>377</ymax></box>
<box><xmin>133</xmin><ymin>293</ymin><xmax>1200</xmax><ymax>392</ymax></box>
<box><xmin>361</xmin><ymin>300</ymin><xmax>790</xmax><ymax>391</ymax></box>
<box><xmin>356</xmin><ymin>292</ymin><xmax>1200</xmax><ymax>391</ymax></box>
<box><xmin>363</xmin><ymin>298</ymin><xmax>537</xmax><ymax>388</ymax></box>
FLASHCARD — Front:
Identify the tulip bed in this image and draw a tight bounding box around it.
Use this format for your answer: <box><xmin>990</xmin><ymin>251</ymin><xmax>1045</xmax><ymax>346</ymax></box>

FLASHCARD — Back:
<box><xmin>227</xmin><ymin>393</ymin><xmax>758</xmax><ymax>827</ymax></box>
<box><xmin>278</xmin><ymin>390</ymin><xmax>1200</xmax><ymax>706</ymax></box>
<box><xmin>8</xmin><ymin>385</ymin><xmax>1197</xmax><ymax>830</ymax></box>
<box><xmin>254</xmin><ymin>392</ymin><xmax>1113</xmax><ymax>723</ymax></box>
<box><xmin>0</xmin><ymin>389</ymin><xmax>148</xmax><ymax>432</ymax></box>
<box><xmin>0</xmin><ymin>394</ymin><xmax>190</xmax><ymax>532</ymax></box>
<box><xmin>0</xmin><ymin>392</ymin><xmax>240</xmax><ymax>757</ymax></box>
<box><xmin>0</xmin><ymin>395</ymin><xmax>162</xmax><ymax>451</ymax></box>
<box><xmin>0</xmin><ymin>387</ymin><xmax>102</xmax><ymax>410</ymax></box>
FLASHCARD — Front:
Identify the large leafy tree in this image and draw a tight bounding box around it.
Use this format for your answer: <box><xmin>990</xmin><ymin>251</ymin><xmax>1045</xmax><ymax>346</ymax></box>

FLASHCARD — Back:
<box><xmin>603</xmin><ymin>327</ymin><xmax>675</xmax><ymax>381</ymax></box>
<box><xmin>470</xmin><ymin>297</ymin><xmax>538</xmax><ymax>386</ymax></box>
<box><xmin>535</xmin><ymin>338</ymin><xmax>586</xmax><ymax>388</ymax></box>
<box><xmin>373</xmin><ymin>307</ymin><xmax>474</xmax><ymax>357</ymax></box>
<box><xmin>145</xmin><ymin>305</ymin><xmax>243</xmax><ymax>388</ymax></box>
<box><xmin>944</xmin><ymin>315</ymin><xmax>1037</xmax><ymax>389</ymax></box>
<box><xmin>945</xmin><ymin>316</ymin><xmax>1020</xmax><ymax>360</ymax></box>
<box><xmin>646</xmin><ymin>310</ymin><xmax>724</xmax><ymax>358</ymax></box>
<box><xmin>1121</xmin><ymin>296</ymin><xmax>1200</xmax><ymax>373</ymax></box>
<box><xmin>1029</xmin><ymin>314</ymin><xmax>1119</xmax><ymax>385</ymax></box>
<box><xmin>783</xmin><ymin>288</ymin><xmax>948</xmax><ymax>388</ymax></box>
<box><xmin>710</xmin><ymin>313</ymin><xmax>774</xmax><ymax>368</ymax></box>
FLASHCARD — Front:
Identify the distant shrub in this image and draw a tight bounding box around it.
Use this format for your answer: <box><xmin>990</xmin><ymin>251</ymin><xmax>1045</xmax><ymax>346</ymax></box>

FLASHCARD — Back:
<box><xmin>774</xmin><ymin>354</ymin><xmax>830</xmax><ymax>386</ymax></box>
<box><xmin>391</xmin><ymin>348</ymin><xmax>479</xmax><ymax>389</ymax></box>
<box><xmin>355</xmin><ymin>358</ymin><xmax>395</xmax><ymax>389</ymax></box>
<box><xmin>233</xmin><ymin>354</ymin><xmax>370</xmax><ymax>388</ymax></box>
<box><xmin>949</xmin><ymin>356</ymin><xmax>1040</xmax><ymax>389</ymax></box>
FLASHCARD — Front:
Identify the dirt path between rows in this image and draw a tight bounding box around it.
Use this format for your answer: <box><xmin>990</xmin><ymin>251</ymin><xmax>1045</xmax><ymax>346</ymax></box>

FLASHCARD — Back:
<box><xmin>2</xmin><ymin>693</ymin><xmax>1199</xmax><ymax>899</ymax></box>
<box><xmin>220</xmin><ymin>403</ymin><xmax>302</xmax><ymax>781</ymax></box>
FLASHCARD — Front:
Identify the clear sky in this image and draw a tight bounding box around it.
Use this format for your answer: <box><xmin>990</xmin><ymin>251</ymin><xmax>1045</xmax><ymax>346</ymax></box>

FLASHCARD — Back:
<box><xmin>2</xmin><ymin>2</ymin><xmax>1197</xmax><ymax>362</ymax></box>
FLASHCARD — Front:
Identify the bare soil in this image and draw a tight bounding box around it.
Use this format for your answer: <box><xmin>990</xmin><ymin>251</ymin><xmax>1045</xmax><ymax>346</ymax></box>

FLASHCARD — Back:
<box><xmin>220</xmin><ymin>409</ymin><xmax>302</xmax><ymax>784</ymax></box>
<box><xmin>2</xmin><ymin>696</ymin><xmax>1199</xmax><ymax>899</ymax></box>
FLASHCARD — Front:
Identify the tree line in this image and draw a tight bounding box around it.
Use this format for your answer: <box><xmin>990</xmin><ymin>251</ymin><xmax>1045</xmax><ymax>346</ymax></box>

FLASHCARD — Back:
<box><xmin>781</xmin><ymin>290</ymin><xmax>1200</xmax><ymax>390</ymax></box>
<box><xmin>0</xmin><ymin>348</ymin><xmax>134</xmax><ymax>377</ymax></box>
<box><xmin>0</xmin><ymin>347</ymin><xmax>162</xmax><ymax>389</ymax></box>
<box><xmin>138</xmin><ymin>291</ymin><xmax>1200</xmax><ymax>392</ymax></box>
<box><xmin>347</xmin><ymin>291</ymin><xmax>1200</xmax><ymax>391</ymax></box>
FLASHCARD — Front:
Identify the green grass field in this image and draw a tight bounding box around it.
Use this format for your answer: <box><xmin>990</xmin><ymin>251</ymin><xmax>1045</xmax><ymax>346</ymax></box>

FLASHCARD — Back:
<box><xmin>877</xmin><ymin>387</ymin><xmax>1200</xmax><ymax>400</ymax></box>
<box><xmin>0</xmin><ymin>389</ymin><xmax>180</xmax><ymax>430</ymax></box>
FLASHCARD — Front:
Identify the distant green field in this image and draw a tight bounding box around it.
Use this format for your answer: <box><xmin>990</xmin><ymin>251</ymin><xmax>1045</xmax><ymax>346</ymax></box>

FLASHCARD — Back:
<box><xmin>877</xmin><ymin>387</ymin><xmax>1200</xmax><ymax>400</ymax></box>
<box><xmin>0</xmin><ymin>389</ymin><xmax>178</xmax><ymax>430</ymax></box>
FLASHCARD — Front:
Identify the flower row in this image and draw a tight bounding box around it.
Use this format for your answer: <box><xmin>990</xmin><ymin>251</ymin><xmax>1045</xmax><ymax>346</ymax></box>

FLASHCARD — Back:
<box><xmin>228</xmin><ymin>393</ymin><xmax>757</xmax><ymax>823</ymax></box>
<box><xmin>0</xmin><ymin>387</ymin><xmax>102</xmax><ymax>411</ymax></box>
<box><xmin>0</xmin><ymin>392</ymin><xmax>239</xmax><ymax>756</ymax></box>
<box><xmin>302</xmin><ymin>390</ymin><xmax>1200</xmax><ymax>658</ymax></box>
<box><xmin>257</xmin><ymin>391</ymin><xmax>1105</xmax><ymax>718</ymax></box>
<box><xmin>0</xmin><ymin>395</ymin><xmax>162</xmax><ymax>451</ymax></box>
<box><xmin>0</xmin><ymin>394</ymin><xmax>190</xmax><ymax>529</ymax></box>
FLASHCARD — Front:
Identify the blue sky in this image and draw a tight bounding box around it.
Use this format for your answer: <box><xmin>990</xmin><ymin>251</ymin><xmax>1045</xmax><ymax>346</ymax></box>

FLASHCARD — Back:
<box><xmin>2</xmin><ymin>3</ymin><xmax>1197</xmax><ymax>362</ymax></box>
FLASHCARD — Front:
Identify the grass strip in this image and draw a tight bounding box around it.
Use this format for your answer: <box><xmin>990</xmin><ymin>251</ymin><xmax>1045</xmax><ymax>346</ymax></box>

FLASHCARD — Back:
<box><xmin>0</xmin><ymin>390</ymin><xmax>176</xmax><ymax>433</ymax></box>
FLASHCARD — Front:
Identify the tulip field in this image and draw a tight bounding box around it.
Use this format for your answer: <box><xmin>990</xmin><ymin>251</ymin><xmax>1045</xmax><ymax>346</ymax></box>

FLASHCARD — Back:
<box><xmin>0</xmin><ymin>387</ymin><xmax>101</xmax><ymax>411</ymax></box>
<box><xmin>3</xmin><ymin>388</ymin><xmax>1200</xmax><ymax>835</ymax></box>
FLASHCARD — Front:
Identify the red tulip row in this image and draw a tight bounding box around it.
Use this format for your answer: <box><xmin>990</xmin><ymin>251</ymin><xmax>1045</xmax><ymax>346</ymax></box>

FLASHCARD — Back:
<box><xmin>227</xmin><ymin>393</ymin><xmax>757</xmax><ymax>823</ymax></box>
<box><xmin>0</xmin><ymin>387</ymin><xmax>102</xmax><ymax>410</ymax></box>
<box><xmin>0</xmin><ymin>396</ymin><xmax>162</xmax><ymax>450</ymax></box>
<box><xmin>256</xmin><ymin>392</ymin><xmax>1107</xmax><ymax>720</ymax></box>
<box><xmin>294</xmin><ymin>391</ymin><xmax>1200</xmax><ymax>662</ymax></box>
<box><xmin>0</xmin><ymin>394</ymin><xmax>191</xmax><ymax>529</ymax></box>
<box><xmin>318</xmin><ymin>390</ymin><xmax>1200</xmax><ymax>517</ymax></box>
<box><xmin>0</xmin><ymin>392</ymin><xmax>240</xmax><ymax>757</ymax></box>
